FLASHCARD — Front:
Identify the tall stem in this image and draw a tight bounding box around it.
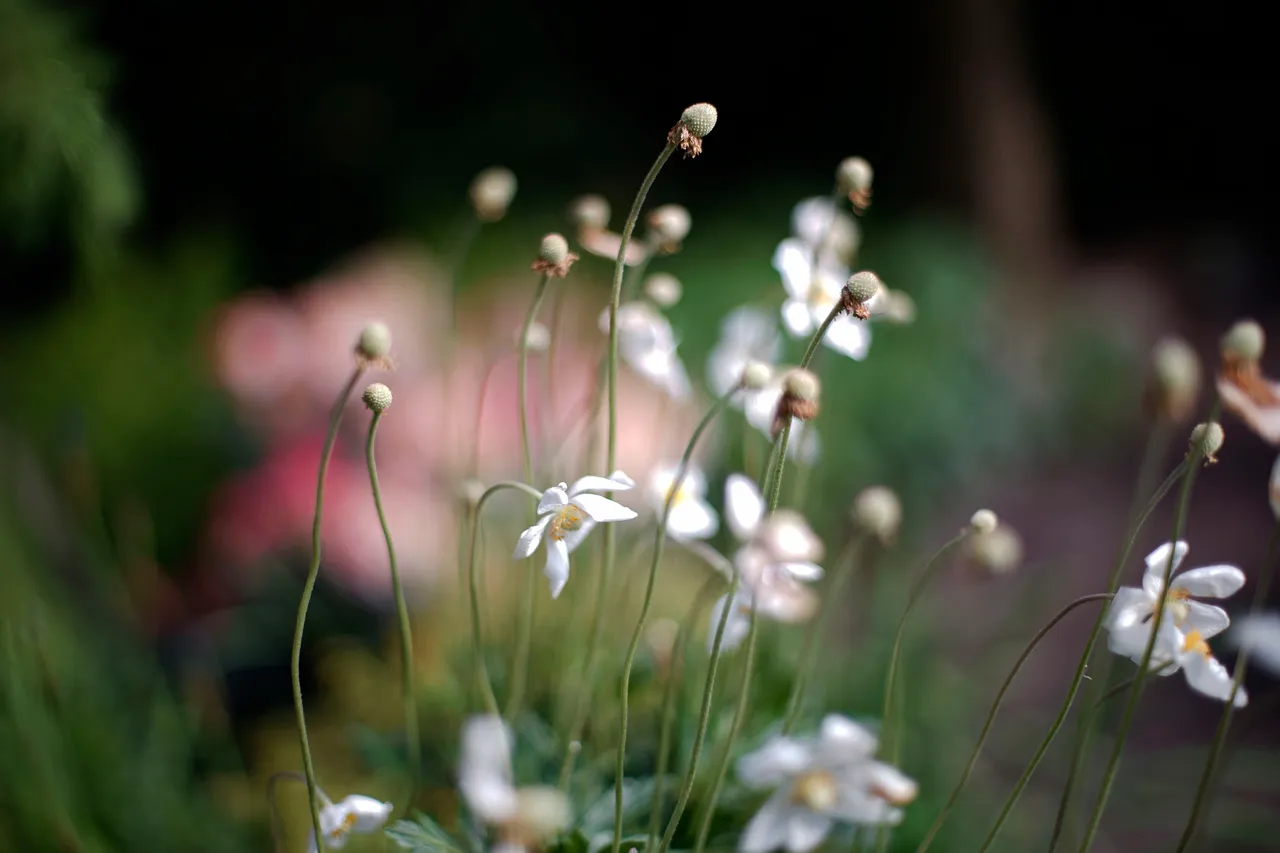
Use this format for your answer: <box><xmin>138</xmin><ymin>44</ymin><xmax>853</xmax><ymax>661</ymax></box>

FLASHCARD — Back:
<box><xmin>915</xmin><ymin>594</ymin><xmax>1114</xmax><ymax>851</ymax></box>
<box><xmin>1174</xmin><ymin>520</ymin><xmax>1280</xmax><ymax>851</ymax></box>
<box><xmin>1075</xmin><ymin>448</ymin><xmax>1206</xmax><ymax>851</ymax></box>
<box><xmin>290</xmin><ymin>367</ymin><xmax>362</xmax><ymax>845</ymax></box>
<box><xmin>365</xmin><ymin>410</ymin><xmax>419</xmax><ymax>810</ymax></box>
<box><xmin>613</xmin><ymin>392</ymin><xmax>734</xmax><ymax>853</ymax></box>
<box><xmin>974</xmin><ymin>459</ymin><xmax>1190</xmax><ymax>852</ymax></box>
<box><xmin>506</xmin><ymin>273</ymin><xmax>552</xmax><ymax>722</ymax></box>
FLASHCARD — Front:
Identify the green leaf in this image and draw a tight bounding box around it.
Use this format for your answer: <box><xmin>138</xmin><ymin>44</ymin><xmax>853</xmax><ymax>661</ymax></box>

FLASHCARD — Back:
<box><xmin>386</xmin><ymin>812</ymin><xmax>466</xmax><ymax>853</ymax></box>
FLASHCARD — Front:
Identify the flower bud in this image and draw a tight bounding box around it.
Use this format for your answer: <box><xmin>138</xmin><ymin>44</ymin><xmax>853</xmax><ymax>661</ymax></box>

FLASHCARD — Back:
<box><xmin>670</xmin><ymin>102</ymin><xmax>717</xmax><ymax>158</ymax></box>
<box><xmin>783</xmin><ymin>368</ymin><xmax>820</xmax><ymax>404</ymax></box>
<box><xmin>741</xmin><ymin>361</ymin><xmax>772</xmax><ymax>391</ymax></box>
<box><xmin>362</xmin><ymin>382</ymin><xmax>393</xmax><ymax>414</ymax></box>
<box><xmin>644</xmin><ymin>273</ymin><xmax>682</xmax><ymax>308</ymax></box>
<box><xmin>970</xmin><ymin>525</ymin><xmax>1023</xmax><ymax>575</ymax></box>
<box><xmin>774</xmin><ymin>368</ymin><xmax>821</xmax><ymax>434</ymax></box>
<box><xmin>1147</xmin><ymin>336</ymin><xmax>1201</xmax><ymax>423</ymax></box>
<box><xmin>1189</xmin><ymin>421</ymin><xmax>1224</xmax><ymax>462</ymax></box>
<box><xmin>852</xmin><ymin>486</ymin><xmax>902</xmax><ymax>545</ymax></box>
<box><xmin>842</xmin><ymin>271</ymin><xmax>882</xmax><ymax>319</ymax></box>
<box><xmin>569</xmin><ymin>194</ymin><xmax>610</xmax><ymax>231</ymax></box>
<box><xmin>356</xmin><ymin>321</ymin><xmax>392</xmax><ymax>361</ymax></box>
<box><xmin>969</xmin><ymin>509</ymin><xmax>998</xmax><ymax>535</ymax></box>
<box><xmin>469</xmin><ymin>166</ymin><xmax>517</xmax><ymax>222</ymax></box>
<box><xmin>1222</xmin><ymin>320</ymin><xmax>1265</xmax><ymax>364</ymax></box>
<box><xmin>647</xmin><ymin>204</ymin><xmax>691</xmax><ymax>248</ymax></box>
<box><xmin>531</xmin><ymin>232</ymin><xmax>579</xmax><ymax>277</ymax></box>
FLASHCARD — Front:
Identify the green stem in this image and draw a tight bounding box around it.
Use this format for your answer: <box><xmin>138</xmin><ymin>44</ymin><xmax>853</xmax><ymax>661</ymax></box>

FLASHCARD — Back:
<box><xmin>365</xmin><ymin>410</ymin><xmax>420</xmax><ymax>812</ymax></box>
<box><xmin>506</xmin><ymin>272</ymin><xmax>553</xmax><ymax>722</ymax></box>
<box><xmin>268</xmin><ymin>771</ymin><xmax>322</xmax><ymax>853</ymax></box>
<box><xmin>915</xmin><ymin>594</ymin><xmax>1114</xmax><ymax>852</ymax></box>
<box><xmin>467</xmin><ymin>481</ymin><xmax>544</xmax><ymax>718</ymax></box>
<box><xmin>613</xmin><ymin>392</ymin><xmax>735</xmax><ymax>853</ymax></box>
<box><xmin>648</xmin><ymin>572</ymin><xmax>726</xmax><ymax>852</ymax></box>
<box><xmin>974</xmin><ymin>459</ymin><xmax>1190</xmax><ymax>852</ymax></box>
<box><xmin>799</xmin><ymin>301</ymin><xmax>845</xmax><ymax>371</ymax></box>
<box><xmin>290</xmin><ymin>366</ymin><xmax>362</xmax><ymax>845</ymax></box>
<box><xmin>782</xmin><ymin>535</ymin><xmax>867</xmax><ymax>734</ymax></box>
<box><xmin>1174</xmin><ymin>519</ymin><xmax>1280</xmax><ymax>851</ymax></box>
<box><xmin>556</xmin><ymin>528</ymin><xmax>613</xmax><ymax>789</ymax></box>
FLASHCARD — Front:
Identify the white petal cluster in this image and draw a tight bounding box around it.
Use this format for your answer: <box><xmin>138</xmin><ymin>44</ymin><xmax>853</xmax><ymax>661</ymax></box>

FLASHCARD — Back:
<box><xmin>599</xmin><ymin>302</ymin><xmax>691</xmax><ymax>400</ymax></box>
<box><xmin>648</xmin><ymin>464</ymin><xmax>719</xmax><ymax>541</ymax></box>
<box><xmin>307</xmin><ymin>793</ymin><xmax>393</xmax><ymax>853</ymax></box>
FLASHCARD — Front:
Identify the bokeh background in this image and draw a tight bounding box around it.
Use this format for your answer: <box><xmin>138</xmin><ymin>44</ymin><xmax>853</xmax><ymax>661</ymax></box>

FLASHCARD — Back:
<box><xmin>3</xmin><ymin>0</ymin><xmax>1278</xmax><ymax>851</ymax></box>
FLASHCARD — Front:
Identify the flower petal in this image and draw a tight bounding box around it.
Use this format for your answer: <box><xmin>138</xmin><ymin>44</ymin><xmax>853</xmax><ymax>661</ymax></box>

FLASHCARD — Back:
<box><xmin>1142</xmin><ymin>541</ymin><xmax>1188</xmax><ymax>597</ymax></box>
<box><xmin>739</xmin><ymin>790</ymin><xmax>796</xmax><ymax>853</ymax></box>
<box><xmin>779</xmin><ymin>561</ymin><xmax>824</xmax><ymax>583</ymax></box>
<box><xmin>572</xmin><ymin>493</ymin><xmax>638</xmax><ymax>523</ymax></box>
<box><xmin>737</xmin><ymin>738</ymin><xmax>812</xmax><ymax>787</ymax></box>
<box><xmin>1217</xmin><ymin>373</ymin><xmax>1280</xmax><ymax>444</ymax></box>
<box><xmin>1180</xmin><ymin>651</ymin><xmax>1248</xmax><ymax>707</ymax></box>
<box><xmin>781</xmin><ymin>299</ymin><xmax>814</xmax><ymax>336</ymax></box>
<box><xmin>1183</xmin><ymin>601</ymin><xmax>1231</xmax><ymax>640</ymax></box>
<box><xmin>545</xmin><ymin>539</ymin><xmax>571</xmax><ymax>598</ymax></box>
<box><xmin>341</xmin><ymin>795</ymin><xmax>394</xmax><ymax>833</ymax></box>
<box><xmin>726</xmin><ymin>474</ymin><xmax>765</xmax><ymax>541</ymax></box>
<box><xmin>820</xmin><ymin>316</ymin><xmax>872</xmax><ymax>361</ymax></box>
<box><xmin>861</xmin><ymin>763</ymin><xmax>918</xmax><ymax>806</ymax></box>
<box><xmin>559</xmin><ymin>518</ymin><xmax>598</xmax><ymax>555</ymax></box>
<box><xmin>667</xmin><ymin>500</ymin><xmax>719</xmax><ymax>541</ymax></box>
<box><xmin>1106</xmin><ymin>586</ymin><xmax>1154</xmax><ymax>632</ymax></box>
<box><xmin>773</xmin><ymin>239</ymin><xmax>816</xmax><ymax>299</ymax></box>
<box><xmin>460</xmin><ymin>716</ymin><xmax>517</xmax><ymax>823</ymax></box>
<box><xmin>513</xmin><ymin>515</ymin><xmax>553</xmax><ymax>560</ymax></box>
<box><xmin>1231</xmin><ymin>612</ymin><xmax>1280</xmax><ymax>676</ymax></box>
<box><xmin>537</xmin><ymin>486</ymin><xmax>570</xmax><ymax>515</ymax></box>
<box><xmin>786</xmin><ymin>811</ymin><xmax>834</xmax><ymax>853</ymax></box>
<box><xmin>819</xmin><ymin>714</ymin><xmax>878</xmax><ymax>761</ymax></box>
<box><xmin>1172</xmin><ymin>564</ymin><xmax>1246</xmax><ymax>599</ymax></box>
<box><xmin>567</xmin><ymin>472</ymin><xmax>635</xmax><ymax>495</ymax></box>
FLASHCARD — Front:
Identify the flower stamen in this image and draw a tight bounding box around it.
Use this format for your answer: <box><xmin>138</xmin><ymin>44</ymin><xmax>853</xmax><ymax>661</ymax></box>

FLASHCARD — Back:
<box><xmin>1181</xmin><ymin>628</ymin><xmax>1212</xmax><ymax>658</ymax></box>
<box><xmin>548</xmin><ymin>505</ymin><xmax>586</xmax><ymax>541</ymax></box>
<box><xmin>791</xmin><ymin>769</ymin><xmax>839</xmax><ymax>811</ymax></box>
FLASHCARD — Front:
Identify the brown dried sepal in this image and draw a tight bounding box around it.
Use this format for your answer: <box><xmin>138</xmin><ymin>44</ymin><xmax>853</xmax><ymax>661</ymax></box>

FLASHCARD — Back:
<box><xmin>771</xmin><ymin>394</ymin><xmax>820</xmax><ymax>438</ymax></box>
<box><xmin>840</xmin><ymin>288</ymin><xmax>872</xmax><ymax>320</ymax></box>
<box><xmin>668</xmin><ymin>123</ymin><xmax>704</xmax><ymax>158</ymax></box>
<box><xmin>1217</xmin><ymin>357</ymin><xmax>1280</xmax><ymax>444</ymax></box>
<box><xmin>847</xmin><ymin>188</ymin><xmax>873</xmax><ymax>214</ymax></box>
<box><xmin>531</xmin><ymin>251</ymin><xmax>580</xmax><ymax>278</ymax></box>
<box><xmin>355</xmin><ymin>351</ymin><xmax>396</xmax><ymax>372</ymax></box>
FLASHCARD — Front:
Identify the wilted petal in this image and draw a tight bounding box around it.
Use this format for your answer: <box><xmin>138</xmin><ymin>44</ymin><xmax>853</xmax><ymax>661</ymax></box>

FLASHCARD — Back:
<box><xmin>726</xmin><ymin>474</ymin><xmax>765</xmax><ymax>541</ymax></box>
<box><xmin>545</xmin><ymin>539</ymin><xmax>571</xmax><ymax>598</ymax></box>
<box><xmin>537</xmin><ymin>486</ymin><xmax>570</xmax><ymax>515</ymax></box>
<box><xmin>1172</xmin><ymin>564</ymin><xmax>1246</xmax><ymax>599</ymax></box>
<box><xmin>572</xmin><ymin>493</ymin><xmax>638</xmax><ymax>523</ymax></box>
<box><xmin>513</xmin><ymin>515</ymin><xmax>553</xmax><ymax>559</ymax></box>
<box><xmin>1181</xmin><ymin>651</ymin><xmax>1247</xmax><ymax>707</ymax></box>
<box><xmin>737</xmin><ymin>737</ymin><xmax>812</xmax><ymax>787</ymax></box>
<box><xmin>821</xmin><ymin>316</ymin><xmax>872</xmax><ymax>361</ymax></box>
<box><xmin>1143</xmin><ymin>541</ymin><xmax>1188</xmax><ymax>596</ymax></box>
<box><xmin>786</xmin><ymin>811</ymin><xmax>833</xmax><ymax>852</ymax></box>
<box><xmin>568</xmin><ymin>473</ymin><xmax>635</xmax><ymax>495</ymax></box>
<box><xmin>739</xmin><ymin>790</ymin><xmax>796</xmax><ymax>853</ymax></box>
<box><xmin>1183</xmin><ymin>601</ymin><xmax>1231</xmax><ymax>639</ymax></box>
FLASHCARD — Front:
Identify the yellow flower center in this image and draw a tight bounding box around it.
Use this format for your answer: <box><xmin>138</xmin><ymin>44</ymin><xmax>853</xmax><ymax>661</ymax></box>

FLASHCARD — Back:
<box><xmin>1164</xmin><ymin>587</ymin><xmax>1191</xmax><ymax>625</ymax></box>
<box><xmin>791</xmin><ymin>769</ymin><xmax>839</xmax><ymax>812</ymax></box>
<box><xmin>664</xmin><ymin>481</ymin><xmax>693</xmax><ymax>507</ymax></box>
<box><xmin>1181</xmin><ymin>628</ymin><xmax>1212</xmax><ymax>659</ymax></box>
<box><xmin>330</xmin><ymin>812</ymin><xmax>358</xmax><ymax>841</ymax></box>
<box><xmin>548</xmin><ymin>505</ymin><xmax>586</xmax><ymax>541</ymax></box>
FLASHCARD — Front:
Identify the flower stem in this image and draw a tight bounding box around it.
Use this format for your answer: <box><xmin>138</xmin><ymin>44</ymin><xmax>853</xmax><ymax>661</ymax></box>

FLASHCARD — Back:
<box><xmin>467</xmin><ymin>480</ymin><xmax>544</xmax><ymax>718</ymax></box>
<box><xmin>648</xmin><ymin>571</ymin><xmax>726</xmax><ymax>852</ymax></box>
<box><xmin>613</xmin><ymin>392</ymin><xmax>734</xmax><ymax>853</ymax></box>
<box><xmin>506</xmin><ymin>272</ymin><xmax>552</xmax><ymax>723</ymax></box>
<box><xmin>799</xmin><ymin>301</ymin><xmax>845</xmax><ymax>370</ymax></box>
<box><xmin>916</xmin><ymin>594</ymin><xmax>1114</xmax><ymax>851</ymax></box>
<box><xmin>1174</xmin><ymin>519</ymin><xmax>1280</xmax><ymax>851</ymax></box>
<box><xmin>974</xmin><ymin>458</ymin><xmax>1190</xmax><ymax>852</ymax></box>
<box><xmin>291</xmin><ymin>366</ymin><xmax>362</xmax><ymax>846</ymax></box>
<box><xmin>365</xmin><ymin>410</ymin><xmax>420</xmax><ymax>812</ymax></box>
<box><xmin>782</xmin><ymin>534</ymin><xmax>867</xmax><ymax>734</ymax></box>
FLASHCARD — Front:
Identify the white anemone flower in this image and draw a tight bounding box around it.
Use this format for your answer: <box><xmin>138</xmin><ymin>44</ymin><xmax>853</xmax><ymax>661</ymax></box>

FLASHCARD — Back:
<box><xmin>460</xmin><ymin>716</ymin><xmax>572</xmax><ymax>853</ymax></box>
<box><xmin>725</xmin><ymin>474</ymin><xmax>824</xmax><ymax>569</ymax></box>
<box><xmin>1105</xmin><ymin>541</ymin><xmax>1245</xmax><ymax>663</ymax></box>
<box><xmin>513</xmin><ymin>472</ymin><xmax>638</xmax><ymax>598</ymax></box>
<box><xmin>707</xmin><ymin>306</ymin><xmax>783</xmax><ymax>398</ymax></box>
<box><xmin>1230</xmin><ymin>611</ymin><xmax>1280</xmax><ymax>676</ymax></box>
<box><xmin>737</xmin><ymin>714</ymin><xmax>917</xmax><ymax>853</ymax></box>
<box><xmin>1110</xmin><ymin>618</ymin><xmax>1248</xmax><ymax>707</ymax></box>
<box><xmin>744</xmin><ymin>378</ymin><xmax>822</xmax><ymax>464</ymax></box>
<box><xmin>790</xmin><ymin>197</ymin><xmax>861</xmax><ymax>263</ymax></box>
<box><xmin>307</xmin><ymin>793</ymin><xmax>393</xmax><ymax>853</ymax></box>
<box><xmin>708</xmin><ymin>545</ymin><xmax>820</xmax><ymax>652</ymax></box>
<box><xmin>598</xmin><ymin>302</ymin><xmax>691</xmax><ymax>400</ymax></box>
<box><xmin>650</xmin><ymin>464</ymin><xmax>718</xmax><ymax>540</ymax></box>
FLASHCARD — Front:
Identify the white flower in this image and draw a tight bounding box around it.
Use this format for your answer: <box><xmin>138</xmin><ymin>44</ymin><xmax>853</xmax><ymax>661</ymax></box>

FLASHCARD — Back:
<box><xmin>460</xmin><ymin>716</ymin><xmax>572</xmax><ymax>852</ymax></box>
<box><xmin>307</xmin><ymin>794</ymin><xmax>393</xmax><ymax>853</ymax></box>
<box><xmin>650</xmin><ymin>464</ymin><xmax>718</xmax><ymax>540</ymax></box>
<box><xmin>725</xmin><ymin>474</ymin><xmax>824</xmax><ymax>568</ymax></box>
<box><xmin>790</xmin><ymin>198</ymin><xmax>861</xmax><ymax>264</ymax></box>
<box><xmin>737</xmin><ymin>715</ymin><xmax>917</xmax><ymax>853</ymax></box>
<box><xmin>513</xmin><ymin>472</ymin><xmax>638</xmax><ymax>598</ymax></box>
<box><xmin>707</xmin><ymin>307</ymin><xmax>783</xmax><ymax>398</ymax></box>
<box><xmin>1105</xmin><ymin>541</ymin><xmax>1245</xmax><ymax>664</ymax></box>
<box><xmin>1111</xmin><ymin>618</ymin><xmax>1248</xmax><ymax>707</ymax></box>
<box><xmin>708</xmin><ymin>545</ymin><xmax>819</xmax><ymax>653</ymax></box>
<box><xmin>744</xmin><ymin>377</ymin><xmax>822</xmax><ymax>464</ymax></box>
<box><xmin>1230</xmin><ymin>611</ymin><xmax>1280</xmax><ymax>676</ymax></box>
<box><xmin>599</xmin><ymin>302</ymin><xmax>691</xmax><ymax>400</ymax></box>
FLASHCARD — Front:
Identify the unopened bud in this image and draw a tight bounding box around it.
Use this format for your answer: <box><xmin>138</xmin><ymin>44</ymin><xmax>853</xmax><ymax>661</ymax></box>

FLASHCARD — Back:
<box><xmin>837</xmin><ymin>157</ymin><xmax>874</xmax><ymax>196</ymax></box>
<box><xmin>970</xmin><ymin>526</ymin><xmax>1023</xmax><ymax>575</ymax></box>
<box><xmin>469</xmin><ymin>166</ymin><xmax>517</xmax><ymax>222</ymax></box>
<box><xmin>569</xmin><ymin>194</ymin><xmax>611</xmax><ymax>231</ymax></box>
<box><xmin>362</xmin><ymin>382</ymin><xmax>393</xmax><ymax>413</ymax></box>
<box><xmin>356</xmin><ymin>321</ymin><xmax>392</xmax><ymax>361</ymax></box>
<box><xmin>1148</xmin><ymin>336</ymin><xmax>1201</xmax><ymax>422</ymax></box>
<box><xmin>1189</xmin><ymin>421</ymin><xmax>1224</xmax><ymax>462</ymax></box>
<box><xmin>969</xmin><ymin>509</ymin><xmax>998</xmax><ymax>535</ymax></box>
<box><xmin>852</xmin><ymin>486</ymin><xmax>902</xmax><ymax>545</ymax></box>
<box><xmin>647</xmin><ymin>204</ymin><xmax>691</xmax><ymax>248</ymax></box>
<box><xmin>783</xmin><ymin>368</ymin><xmax>820</xmax><ymax>404</ymax></box>
<box><xmin>1222</xmin><ymin>320</ymin><xmax>1265</xmax><ymax>364</ymax></box>
<box><xmin>741</xmin><ymin>361</ymin><xmax>772</xmax><ymax>391</ymax></box>
<box><xmin>644</xmin><ymin>273</ymin><xmax>682</xmax><ymax>308</ymax></box>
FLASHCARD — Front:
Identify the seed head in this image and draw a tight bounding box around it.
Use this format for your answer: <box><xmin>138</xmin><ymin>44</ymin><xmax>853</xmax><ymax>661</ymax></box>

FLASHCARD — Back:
<box><xmin>362</xmin><ymin>382</ymin><xmax>393</xmax><ymax>414</ymax></box>
<box><xmin>1189</xmin><ymin>421</ymin><xmax>1225</xmax><ymax>463</ymax></box>
<box><xmin>646</xmin><ymin>204</ymin><xmax>692</xmax><ymax>249</ymax></box>
<box><xmin>469</xmin><ymin>166</ymin><xmax>517</xmax><ymax>222</ymax></box>
<box><xmin>1147</xmin><ymin>336</ymin><xmax>1201</xmax><ymax>423</ymax></box>
<box><xmin>970</xmin><ymin>526</ymin><xmax>1023</xmax><ymax>575</ymax></box>
<box><xmin>741</xmin><ymin>361</ymin><xmax>772</xmax><ymax>391</ymax></box>
<box><xmin>356</xmin><ymin>321</ymin><xmax>392</xmax><ymax>362</ymax></box>
<box><xmin>531</xmin><ymin>232</ymin><xmax>579</xmax><ymax>277</ymax></box>
<box><xmin>1222</xmin><ymin>320</ymin><xmax>1265</xmax><ymax>365</ymax></box>
<box><xmin>774</xmin><ymin>368</ymin><xmax>820</xmax><ymax>434</ymax></box>
<box><xmin>842</xmin><ymin>271</ymin><xmax>882</xmax><ymax>320</ymax></box>
<box><xmin>569</xmin><ymin>194</ymin><xmax>611</xmax><ymax>231</ymax></box>
<box><xmin>969</xmin><ymin>509</ymin><xmax>998</xmax><ymax>535</ymax></box>
<box><xmin>669</xmin><ymin>102</ymin><xmax>717</xmax><ymax>158</ymax></box>
<box><xmin>644</xmin><ymin>273</ymin><xmax>682</xmax><ymax>308</ymax></box>
<box><xmin>852</xmin><ymin>486</ymin><xmax>902</xmax><ymax>545</ymax></box>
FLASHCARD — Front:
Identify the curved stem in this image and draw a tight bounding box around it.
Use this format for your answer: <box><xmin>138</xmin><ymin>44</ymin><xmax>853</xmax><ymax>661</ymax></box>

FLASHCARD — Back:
<box><xmin>268</xmin><ymin>771</ymin><xmax>318</xmax><ymax>853</ymax></box>
<box><xmin>467</xmin><ymin>480</ymin><xmax>543</xmax><ymax>717</ymax></box>
<box><xmin>783</xmin><ymin>535</ymin><xmax>867</xmax><ymax>734</ymax></box>
<box><xmin>1174</xmin><ymin>519</ymin><xmax>1280</xmax><ymax>851</ymax></box>
<box><xmin>766</xmin><ymin>419</ymin><xmax>794</xmax><ymax>514</ymax></box>
<box><xmin>916</xmin><ymin>594</ymin><xmax>1114</xmax><ymax>851</ymax></box>
<box><xmin>613</xmin><ymin>392</ymin><xmax>734</xmax><ymax>853</ymax></box>
<box><xmin>506</xmin><ymin>272</ymin><xmax>552</xmax><ymax>722</ymax></box>
<box><xmin>974</xmin><ymin>459</ymin><xmax>1190</xmax><ymax>852</ymax></box>
<box><xmin>1075</xmin><ymin>444</ymin><xmax>1207</xmax><ymax>851</ymax></box>
<box><xmin>366</xmin><ymin>411</ymin><xmax>420</xmax><ymax>810</ymax></box>
<box><xmin>291</xmin><ymin>366</ymin><xmax>362</xmax><ymax>845</ymax></box>
<box><xmin>799</xmin><ymin>302</ymin><xmax>845</xmax><ymax>371</ymax></box>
